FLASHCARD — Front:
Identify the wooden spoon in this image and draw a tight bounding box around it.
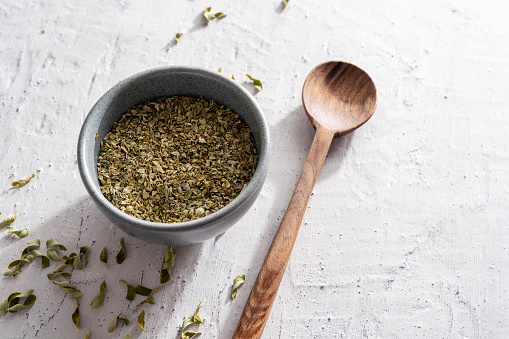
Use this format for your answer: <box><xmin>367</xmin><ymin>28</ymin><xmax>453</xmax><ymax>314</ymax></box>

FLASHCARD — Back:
<box><xmin>233</xmin><ymin>61</ymin><xmax>377</xmax><ymax>339</ymax></box>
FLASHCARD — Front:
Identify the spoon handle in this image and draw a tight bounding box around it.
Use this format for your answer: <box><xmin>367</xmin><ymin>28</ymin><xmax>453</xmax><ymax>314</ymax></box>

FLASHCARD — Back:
<box><xmin>233</xmin><ymin>126</ymin><xmax>334</xmax><ymax>339</ymax></box>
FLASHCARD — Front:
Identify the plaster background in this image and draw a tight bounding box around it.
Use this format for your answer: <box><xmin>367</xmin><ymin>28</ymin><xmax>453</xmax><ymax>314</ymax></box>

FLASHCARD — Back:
<box><xmin>1</xmin><ymin>0</ymin><xmax>508</xmax><ymax>338</ymax></box>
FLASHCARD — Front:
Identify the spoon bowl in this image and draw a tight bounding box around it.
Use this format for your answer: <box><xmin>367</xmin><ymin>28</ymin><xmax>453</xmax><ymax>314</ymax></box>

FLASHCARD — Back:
<box><xmin>302</xmin><ymin>61</ymin><xmax>377</xmax><ymax>136</ymax></box>
<box><xmin>234</xmin><ymin>61</ymin><xmax>377</xmax><ymax>339</ymax></box>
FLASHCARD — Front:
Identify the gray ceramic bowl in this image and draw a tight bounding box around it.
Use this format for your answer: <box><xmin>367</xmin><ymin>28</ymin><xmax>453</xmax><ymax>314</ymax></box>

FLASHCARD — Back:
<box><xmin>77</xmin><ymin>66</ymin><xmax>270</xmax><ymax>246</ymax></box>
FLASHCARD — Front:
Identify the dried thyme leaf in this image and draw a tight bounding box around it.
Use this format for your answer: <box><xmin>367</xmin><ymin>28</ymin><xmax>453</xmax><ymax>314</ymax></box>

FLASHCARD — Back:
<box><xmin>84</xmin><ymin>329</ymin><xmax>91</xmax><ymax>339</ymax></box>
<box><xmin>183</xmin><ymin>330</ymin><xmax>202</xmax><ymax>339</ymax></box>
<box><xmin>231</xmin><ymin>274</ymin><xmax>246</xmax><ymax>300</ymax></box>
<box><xmin>26</xmin><ymin>238</ymin><xmax>40</xmax><ymax>247</ymax></box>
<box><xmin>73</xmin><ymin>246</ymin><xmax>89</xmax><ymax>270</ymax></box>
<box><xmin>96</xmin><ymin>96</ymin><xmax>258</xmax><ymax>223</ymax></box>
<box><xmin>0</xmin><ymin>289</ymin><xmax>36</xmax><ymax>314</ymax></box>
<box><xmin>90</xmin><ymin>280</ymin><xmax>106</xmax><ymax>307</ymax></box>
<box><xmin>132</xmin><ymin>296</ymin><xmax>155</xmax><ymax>312</ymax></box>
<box><xmin>108</xmin><ymin>312</ymin><xmax>130</xmax><ymax>333</ymax></box>
<box><xmin>116</xmin><ymin>237</ymin><xmax>126</xmax><ymax>264</ymax></box>
<box><xmin>246</xmin><ymin>74</ymin><xmax>263</xmax><ymax>91</ymax></box>
<box><xmin>181</xmin><ymin>299</ymin><xmax>206</xmax><ymax>339</ymax></box>
<box><xmin>119</xmin><ymin>280</ymin><xmax>136</xmax><ymax>301</ymax></box>
<box><xmin>29</xmin><ymin>248</ymin><xmax>51</xmax><ymax>268</ymax></box>
<box><xmin>46</xmin><ymin>249</ymin><xmax>64</xmax><ymax>261</ymax></box>
<box><xmin>203</xmin><ymin>7</ymin><xmax>226</xmax><ymax>22</ymax></box>
<box><xmin>231</xmin><ymin>75</ymin><xmax>235</xmax><ymax>80</ymax></box>
<box><xmin>46</xmin><ymin>239</ymin><xmax>68</xmax><ymax>251</ymax></box>
<box><xmin>6</xmin><ymin>227</ymin><xmax>29</xmax><ymax>239</ymax></box>
<box><xmin>218</xmin><ymin>67</ymin><xmax>222</xmax><ymax>73</ymax></box>
<box><xmin>134</xmin><ymin>285</ymin><xmax>152</xmax><ymax>296</ymax></box>
<box><xmin>3</xmin><ymin>267</ymin><xmax>22</xmax><ymax>276</ymax></box>
<box><xmin>138</xmin><ymin>309</ymin><xmax>145</xmax><ymax>331</ymax></box>
<box><xmin>135</xmin><ymin>284</ymin><xmax>163</xmax><ymax>297</ymax></box>
<box><xmin>160</xmin><ymin>246</ymin><xmax>175</xmax><ymax>284</ymax></box>
<box><xmin>47</xmin><ymin>264</ymin><xmax>72</xmax><ymax>280</ymax></box>
<box><xmin>175</xmin><ymin>28</ymin><xmax>186</xmax><ymax>42</ymax></box>
<box><xmin>100</xmin><ymin>247</ymin><xmax>108</xmax><ymax>268</ymax></box>
<box><xmin>46</xmin><ymin>240</ymin><xmax>68</xmax><ymax>261</ymax></box>
<box><xmin>72</xmin><ymin>299</ymin><xmax>80</xmax><ymax>329</ymax></box>
<box><xmin>203</xmin><ymin>7</ymin><xmax>214</xmax><ymax>22</ymax></box>
<box><xmin>283</xmin><ymin>0</ymin><xmax>289</xmax><ymax>9</ymax></box>
<box><xmin>52</xmin><ymin>281</ymin><xmax>82</xmax><ymax>298</ymax></box>
<box><xmin>0</xmin><ymin>212</ymin><xmax>19</xmax><ymax>227</ymax></box>
<box><xmin>11</xmin><ymin>173</ymin><xmax>36</xmax><ymax>188</ymax></box>
<box><xmin>192</xmin><ymin>299</ymin><xmax>205</xmax><ymax>323</ymax></box>
<box><xmin>63</xmin><ymin>252</ymin><xmax>77</xmax><ymax>264</ymax></box>
<box><xmin>4</xmin><ymin>239</ymin><xmax>49</xmax><ymax>276</ymax></box>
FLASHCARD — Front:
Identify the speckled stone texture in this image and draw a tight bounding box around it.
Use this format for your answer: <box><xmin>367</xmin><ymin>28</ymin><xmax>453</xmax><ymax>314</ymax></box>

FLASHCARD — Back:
<box><xmin>1</xmin><ymin>0</ymin><xmax>509</xmax><ymax>338</ymax></box>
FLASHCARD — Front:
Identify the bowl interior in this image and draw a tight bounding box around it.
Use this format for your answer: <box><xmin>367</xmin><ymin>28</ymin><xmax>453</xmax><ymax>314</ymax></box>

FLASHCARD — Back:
<box><xmin>78</xmin><ymin>66</ymin><xmax>269</xmax><ymax>234</ymax></box>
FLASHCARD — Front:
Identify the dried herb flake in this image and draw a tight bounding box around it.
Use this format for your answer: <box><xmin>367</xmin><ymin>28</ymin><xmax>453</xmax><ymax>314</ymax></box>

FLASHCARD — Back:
<box><xmin>90</xmin><ymin>280</ymin><xmax>106</xmax><ymax>307</ymax></box>
<box><xmin>132</xmin><ymin>296</ymin><xmax>155</xmax><ymax>312</ymax></box>
<box><xmin>47</xmin><ymin>263</ymin><xmax>72</xmax><ymax>280</ymax></box>
<box><xmin>11</xmin><ymin>173</ymin><xmax>36</xmax><ymax>188</ymax></box>
<box><xmin>231</xmin><ymin>274</ymin><xmax>246</xmax><ymax>300</ymax></box>
<box><xmin>0</xmin><ymin>212</ymin><xmax>19</xmax><ymax>227</ymax></box>
<box><xmin>6</xmin><ymin>227</ymin><xmax>29</xmax><ymax>239</ymax></box>
<box><xmin>73</xmin><ymin>246</ymin><xmax>89</xmax><ymax>270</ymax></box>
<box><xmin>46</xmin><ymin>239</ymin><xmax>68</xmax><ymax>261</ymax></box>
<box><xmin>160</xmin><ymin>246</ymin><xmax>175</xmax><ymax>284</ymax></box>
<box><xmin>176</xmin><ymin>29</ymin><xmax>186</xmax><ymax>42</ymax></box>
<box><xmin>0</xmin><ymin>289</ymin><xmax>36</xmax><ymax>314</ymax></box>
<box><xmin>108</xmin><ymin>312</ymin><xmax>130</xmax><ymax>333</ymax></box>
<box><xmin>181</xmin><ymin>299</ymin><xmax>206</xmax><ymax>339</ymax></box>
<box><xmin>116</xmin><ymin>237</ymin><xmax>126</xmax><ymax>264</ymax></box>
<box><xmin>246</xmin><ymin>74</ymin><xmax>263</xmax><ymax>91</ymax></box>
<box><xmin>46</xmin><ymin>239</ymin><xmax>68</xmax><ymax>251</ymax></box>
<box><xmin>203</xmin><ymin>7</ymin><xmax>227</xmax><ymax>23</ymax></box>
<box><xmin>119</xmin><ymin>280</ymin><xmax>136</xmax><ymax>301</ymax></box>
<box><xmin>72</xmin><ymin>299</ymin><xmax>80</xmax><ymax>329</ymax></box>
<box><xmin>4</xmin><ymin>239</ymin><xmax>50</xmax><ymax>276</ymax></box>
<box><xmin>138</xmin><ymin>309</ymin><xmax>145</xmax><ymax>331</ymax></box>
<box><xmin>135</xmin><ymin>284</ymin><xmax>163</xmax><ymax>297</ymax></box>
<box><xmin>96</xmin><ymin>96</ymin><xmax>258</xmax><ymax>223</ymax></box>
<box><xmin>100</xmin><ymin>247</ymin><xmax>108</xmax><ymax>268</ymax></box>
<box><xmin>52</xmin><ymin>281</ymin><xmax>82</xmax><ymax>298</ymax></box>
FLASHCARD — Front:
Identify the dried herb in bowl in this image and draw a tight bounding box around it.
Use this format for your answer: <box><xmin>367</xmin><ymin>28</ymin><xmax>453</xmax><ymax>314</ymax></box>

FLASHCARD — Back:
<box><xmin>97</xmin><ymin>96</ymin><xmax>258</xmax><ymax>223</ymax></box>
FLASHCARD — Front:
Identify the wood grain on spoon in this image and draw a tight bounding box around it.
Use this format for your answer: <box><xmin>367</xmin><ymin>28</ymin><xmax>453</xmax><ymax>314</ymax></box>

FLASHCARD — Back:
<box><xmin>302</xmin><ymin>61</ymin><xmax>377</xmax><ymax>136</ymax></box>
<box><xmin>233</xmin><ymin>61</ymin><xmax>377</xmax><ymax>339</ymax></box>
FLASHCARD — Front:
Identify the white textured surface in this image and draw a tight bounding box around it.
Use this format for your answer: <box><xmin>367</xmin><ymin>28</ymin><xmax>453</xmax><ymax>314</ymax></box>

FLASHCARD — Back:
<box><xmin>1</xmin><ymin>0</ymin><xmax>509</xmax><ymax>338</ymax></box>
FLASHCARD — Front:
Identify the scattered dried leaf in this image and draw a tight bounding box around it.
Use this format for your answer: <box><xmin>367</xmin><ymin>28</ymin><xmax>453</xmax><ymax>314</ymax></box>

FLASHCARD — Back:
<box><xmin>246</xmin><ymin>74</ymin><xmax>263</xmax><ymax>91</ymax></box>
<box><xmin>72</xmin><ymin>299</ymin><xmax>80</xmax><ymax>329</ymax></box>
<box><xmin>160</xmin><ymin>246</ymin><xmax>175</xmax><ymax>284</ymax></box>
<box><xmin>11</xmin><ymin>173</ymin><xmax>36</xmax><ymax>188</ymax></box>
<box><xmin>6</xmin><ymin>227</ymin><xmax>29</xmax><ymax>239</ymax></box>
<box><xmin>90</xmin><ymin>280</ymin><xmax>106</xmax><ymax>307</ymax></box>
<box><xmin>0</xmin><ymin>289</ymin><xmax>36</xmax><ymax>314</ymax></box>
<box><xmin>108</xmin><ymin>312</ymin><xmax>130</xmax><ymax>333</ymax></box>
<box><xmin>116</xmin><ymin>237</ymin><xmax>126</xmax><ymax>264</ymax></box>
<box><xmin>52</xmin><ymin>281</ymin><xmax>82</xmax><ymax>298</ymax></box>
<box><xmin>100</xmin><ymin>247</ymin><xmax>108</xmax><ymax>268</ymax></box>
<box><xmin>138</xmin><ymin>309</ymin><xmax>145</xmax><ymax>331</ymax></box>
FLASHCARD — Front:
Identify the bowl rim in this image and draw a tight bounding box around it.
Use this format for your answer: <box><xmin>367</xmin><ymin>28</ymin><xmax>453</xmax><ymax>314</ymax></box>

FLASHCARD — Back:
<box><xmin>77</xmin><ymin>65</ymin><xmax>270</xmax><ymax>234</ymax></box>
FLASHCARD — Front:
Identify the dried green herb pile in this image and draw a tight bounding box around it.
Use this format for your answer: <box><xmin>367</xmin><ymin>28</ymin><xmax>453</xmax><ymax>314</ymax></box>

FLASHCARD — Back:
<box><xmin>97</xmin><ymin>96</ymin><xmax>258</xmax><ymax>223</ymax></box>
